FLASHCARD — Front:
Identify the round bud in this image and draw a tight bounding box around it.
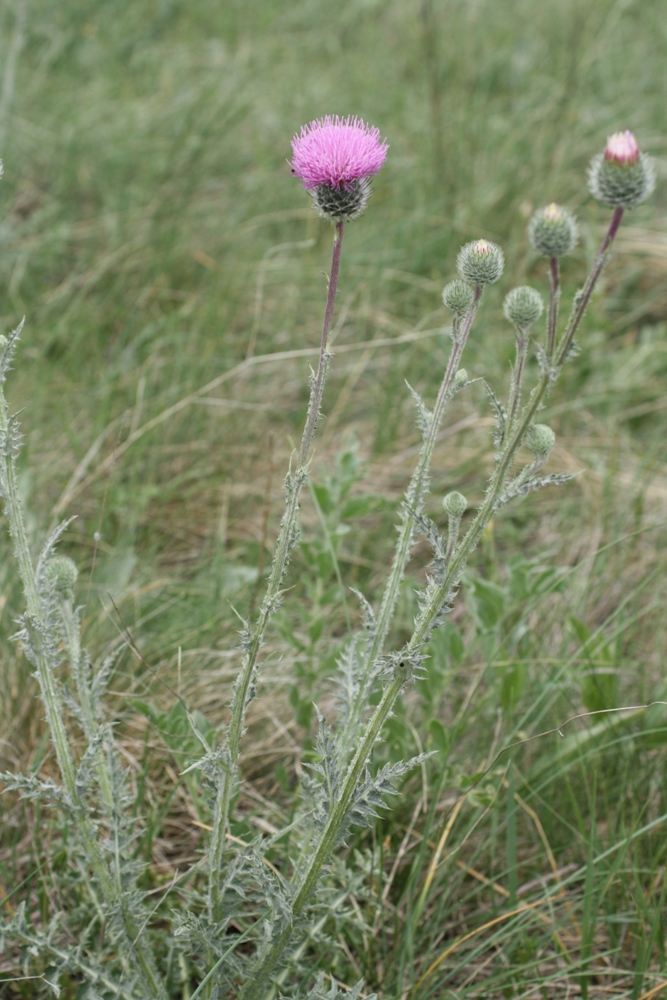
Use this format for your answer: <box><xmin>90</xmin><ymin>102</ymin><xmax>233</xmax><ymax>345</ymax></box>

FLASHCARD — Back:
<box><xmin>45</xmin><ymin>555</ymin><xmax>78</xmax><ymax>593</ymax></box>
<box><xmin>442</xmin><ymin>279</ymin><xmax>475</xmax><ymax>316</ymax></box>
<box><xmin>503</xmin><ymin>286</ymin><xmax>544</xmax><ymax>330</ymax></box>
<box><xmin>454</xmin><ymin>368</ymin><xmax>468</xmax><ymax>387</ymax></box>
<box><xmin>588</xmin><ymin>131</ymin><xmax>655</xmax><ymax>208</ymax></box>
<box><xmin>528</xmin><ymin>203</ymin><xmax>578</xmax><ymax>257</ymax></box>
<box><xmin>311</xmin><ymin>177</ymin><xmax>373</xmax><ymax>220</ymax></box>
<box><xmin>524</xmin><ymin>423</ymin><xmax>555</xmax><ymax>461</ymax></box>
<box><xmin>443</xmin><ymin>491</ymin><xmax>467</xmax><ymax>519</ymax></box>
<box><xmin>456</xmin><ymin>239</ymin><xmax>504</xmax><ymax>286</ymax></box>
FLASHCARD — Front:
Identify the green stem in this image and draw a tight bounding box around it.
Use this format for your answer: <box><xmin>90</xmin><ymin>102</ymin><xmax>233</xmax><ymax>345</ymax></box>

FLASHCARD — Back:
<box><xmin>208</xmin><ymin>221</ymin><xmax>346</xmax><ymax>920</ymax></box>
<box><xmin>507</xmin><ymin>330</ymin><xmax>529</xmax><ymax>430</ymax></box>
<box><xmin>546</xmin><ymin>257</ymin><xmax>560</xmax><ymax>361</ymax></box>
<box><xmin>339</xmin><ymin>290</ymin><xmax>481</xmax><ymax>756</ymax></box>
<box><xmin>235</xmin><ymin>675</ymin><xmax>403</xmax><ymax>1000</ymax></box>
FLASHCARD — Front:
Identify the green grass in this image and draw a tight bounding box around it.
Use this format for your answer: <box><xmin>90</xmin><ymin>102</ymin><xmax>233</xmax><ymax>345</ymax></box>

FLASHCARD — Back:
<box><xmin>1</xmin><ymin>0</ymin><xmax>667</xmax><ymax>995</ymax></box>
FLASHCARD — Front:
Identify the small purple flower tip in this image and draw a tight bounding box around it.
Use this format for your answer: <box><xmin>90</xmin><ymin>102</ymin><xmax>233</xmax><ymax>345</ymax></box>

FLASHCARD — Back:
<box><xmin>604</xmin><ymin>130</ymin><xmax>639</xmax><ymax>166</ymax></box>
<box><xmin>290</xmin><ymin>115</ymin><xmax>388</xmax><ymax>190</ymax></box>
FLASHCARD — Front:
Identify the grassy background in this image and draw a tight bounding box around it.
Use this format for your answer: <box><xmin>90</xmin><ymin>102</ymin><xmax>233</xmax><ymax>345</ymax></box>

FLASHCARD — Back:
<box><xmin>1</xmin><ymin>0</ymin><xmax>667</xmax><ymax>995</ymax></box>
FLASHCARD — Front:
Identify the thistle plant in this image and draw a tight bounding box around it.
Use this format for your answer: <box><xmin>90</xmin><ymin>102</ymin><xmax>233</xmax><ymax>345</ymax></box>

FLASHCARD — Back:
<box><xmin>204</xmin><ymin>115</ymin><xmax>388</xmax><ymax>928</ymax></box>
<box><xmin>0</xmin><ymin>128</ymin><xmax>657</xmax><ymax>998</ymax></box>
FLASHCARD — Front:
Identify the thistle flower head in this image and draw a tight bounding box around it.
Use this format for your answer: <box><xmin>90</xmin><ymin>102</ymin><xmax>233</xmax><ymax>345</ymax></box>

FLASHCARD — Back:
<box><xmin>588</xmin><ymin>131</ymin><xmax>655</xmax><ymax>208</ymax></box>
<box><xmin>457</xmin><ymin>239</ymin><xmax>504</xmax><ymax>286</ymax></box>
<box><xmin>604</xmin><ymin>130</ymin><xmax>639</xmax><ymax>165</ymax></box>
<box><xmin>528</xmin><ymin>203</ymin><xmax>578</xmax><ymax>257</ymax></box>
<box><xmin>290</xmin><ymin>116</ymin><xmax>388</xmax><ymax>220</ymax></box>
<box><xmin>503</xmin><ymin>286</ymin><xmax>544</xmax><ymax>331</ymax></box>
<box><xmin>442</xmin><ymin>279</ymin><xmax>475</xmax><ymax>316</ymax></box>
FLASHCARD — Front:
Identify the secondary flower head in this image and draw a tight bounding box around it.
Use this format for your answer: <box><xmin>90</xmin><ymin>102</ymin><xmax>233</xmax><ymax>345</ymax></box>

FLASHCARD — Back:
<box><xmin>528</xmin><ymin>203</ymin><xmax>578</xmax><ymax>257</ymax></box>
<box><xmin>588</xmin><ymin>130</ymin><xmax>655</xmax><ymax>208</ymax></box>
<box><xmin>503</xmin><ymin>286</ymin><xmax>544</xmax><ymax>331</ymax></box>
<box><xmin>604</xmin><ymin>130</ymin><xmax>639</xmax><ymax>166</ymax></box>
<box><xmin>290</xmin><ymin>116</ymin><xmax>388</xmax><ymax>221</ymax></box>
<box><xmin>457</xmin><ymin>238</ymin><xmax>504</xmax><ymax>286</ymax></box>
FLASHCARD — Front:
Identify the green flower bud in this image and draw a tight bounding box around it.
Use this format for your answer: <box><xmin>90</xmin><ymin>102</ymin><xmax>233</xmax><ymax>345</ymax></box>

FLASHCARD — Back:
<box><xmin>587</xmin><ymin>131</ymin><xmax>655</xmax><ymax>208</ymax></box>
<box><xmin>524</xmin><ymin>423</ymin><xmax>555</xmax><ymax>461</ymax></box>
<box><xmin>443</xmin><ymin>491</ymin><xmax>467</xmax><ymax>519</ymax></box>
<box><xmin>454</xmin><ymin>368</ymin><xmax>468</xmax><ymax>387</ymax></box>
<box><xmin>442</xmin><ymin>279</ymin><xmax>475</xmax><ymax>316</ymax></box>
<box><xmin>45</xmin><ymin>555</ymin><xmax>78</xmax><ymax>593</ymax></box>
<box><xmin>503</xmin><ymin>286</ymin><xmax>544</xmax><ymax>330</ymax></box>
<box><xmin>457</xmin><ymin>239</ymin><xmax>504</xmax><ymax>286</ymax></box>
<box><xmin>528</xmin><ymin>203</ymin><xmax>578</xmax><ymax>257</ymax></box>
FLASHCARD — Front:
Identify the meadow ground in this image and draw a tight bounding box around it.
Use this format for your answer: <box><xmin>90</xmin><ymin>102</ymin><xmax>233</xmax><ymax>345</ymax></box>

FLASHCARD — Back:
<box><xmin>1</xmin><ymin>0</ymin><xmax>667</xmax><ymax>995</ymax></box>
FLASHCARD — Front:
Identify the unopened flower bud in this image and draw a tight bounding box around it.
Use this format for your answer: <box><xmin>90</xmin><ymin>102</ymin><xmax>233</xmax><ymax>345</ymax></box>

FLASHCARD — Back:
<box><xmin>503</xmin><ymin>286</ymin><xmax>544</xmax><ymax>330</ymax></box>
<box><xmin>457</xmin><ymin>239</ymin><xmax>504</xmax><ymax>286</ymax></box>
<box><xmin>454</xmin><ymin>368</ymin><xmax>468</xmax><ymax>387</ymax></box>
<box><xmin>605</xmin><ymin>130</ymin><xmax>639</xmax><ymax>165</ymax></box>
<box><xmin>45</xmin><ymin>555</ymin><xmax>78</xmax><ymax>593</ymax></box>
<box><xmin>443</xmin><ymin>491</ymin><xmax>467</xmax><ymax>519</ymax></box>
<box><xmin>442</xmin><ymin>279</ymin><xmax>475</xmax><ymax>316</ymax></box>
<box><xmin>588</xmin><ymin>131</ymin><xmax>655</xmax><ymax>208</ymax></box>
<box><xmin>528</xmin><ymin>203</ymin><xmax>578</xmax><ymax>257</ymax></box>
<box><xmin>524</xmin><ymin>423</ymin><xmax>555</xmax><ymax>461</ymax></box>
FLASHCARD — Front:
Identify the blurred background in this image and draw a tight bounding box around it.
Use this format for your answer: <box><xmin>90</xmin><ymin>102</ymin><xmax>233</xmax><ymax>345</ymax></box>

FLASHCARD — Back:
<box><xmin>1</xmin><ymin>0</ymin><xmax>667</xmax><ymax>994</ymax></box>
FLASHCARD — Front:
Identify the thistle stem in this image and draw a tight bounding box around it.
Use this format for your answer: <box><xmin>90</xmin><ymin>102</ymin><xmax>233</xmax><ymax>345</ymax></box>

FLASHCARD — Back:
<box><xmin>339</xmin><ymin>288</ymin><xmax>481</xmax><ymax>756</ymax></box>
<box><xmin>507</xmin><ymin>331</ymin><xmax>529</xmax><ymax>429</ymax></box>
<box><xmin>208</xmin><ymin>220</ymin><xmax>345</xmax><ymax>919</ymax></box>
<box><xmin>0</xmin><ymin>348</ymin><xmax>166</xmax><ymax>999</ymax></box>
<box><xmin>546</xmin><ymin>257</ymin><xmax>560</xmax><ymax>361</ymax></box>
<box><xmin>370</xmin><ymin>292</ymin><xmax>480</xmax><ymax>651</ymax></box>
<box><xmin>556</xmin><ymin>206</ymin><xmax>623</xmax><ymax>367</ymax></box>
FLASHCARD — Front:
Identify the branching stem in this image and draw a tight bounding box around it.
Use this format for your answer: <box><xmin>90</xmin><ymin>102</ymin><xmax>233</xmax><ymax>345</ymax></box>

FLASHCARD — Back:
<box><xmin>339</xmin><ymin>289</ymin><xmax>481</xmax><ymax>756</ymax></box>
<box><xmin>229</xmin><ymin>206</ymin><xmax>625</xmax><ymax>999</ymax></box>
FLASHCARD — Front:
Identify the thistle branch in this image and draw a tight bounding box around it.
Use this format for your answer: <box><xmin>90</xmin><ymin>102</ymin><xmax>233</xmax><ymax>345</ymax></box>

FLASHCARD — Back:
<box><xmin>229</xmin><ymin>205</ymin><xmax>626</xmax><ymax>999</ymax></box>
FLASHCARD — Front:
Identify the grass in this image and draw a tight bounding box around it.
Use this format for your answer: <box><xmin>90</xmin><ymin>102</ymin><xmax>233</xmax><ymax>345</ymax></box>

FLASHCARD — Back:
<box><xmin>1</xmin><ymin>0</ymin><xmax>667</xmax><ymax>995</ymax></box>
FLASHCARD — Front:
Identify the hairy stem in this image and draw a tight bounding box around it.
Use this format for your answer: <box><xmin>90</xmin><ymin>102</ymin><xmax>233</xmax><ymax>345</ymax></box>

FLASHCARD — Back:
<box><xmin>556</xmin><ymin>207</ymin><xmax>623</xmax><ymax>367</ymax></box>
<box><xmin>507</xmin><ymin>330</ymin><xmax>529</xmax><ymax>429</ymax></box>
<box><xmin>0</xmin><ymin>344</ymin><xmax>166</xmax><ymax>999</ymax></box>
<box><xmin>339</xmin><ymin>289</ymin><xmax>481</xmax><ymax>757</ymax></box>
<box><xmin>546</xmin><ymin>257</ymin><xmax>560</xmax><ymax>361</ymax></box>
<box><xmin>208</xmin><ymin>220</ymin><xmax>345</xmax><ymax>919</ymax></box>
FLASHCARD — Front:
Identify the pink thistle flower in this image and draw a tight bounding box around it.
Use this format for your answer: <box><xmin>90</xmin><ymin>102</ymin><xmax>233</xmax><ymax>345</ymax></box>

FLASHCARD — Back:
<box><xmin>290</xmin><ymin>116</ymin><xmax>388</xmax><ymax>190</ymax></box>
<box><xmin>604</xmin><ymin>130</ymin><xmax>639</xmax><ymax>166</ymax></box>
